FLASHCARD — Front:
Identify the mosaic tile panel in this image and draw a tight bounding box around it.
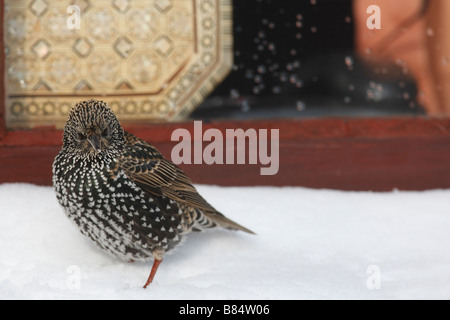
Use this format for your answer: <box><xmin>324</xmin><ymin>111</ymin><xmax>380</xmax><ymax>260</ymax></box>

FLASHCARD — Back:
<box><xmin>4</xmin><ymin>0</ymin><xmax>233</xmax><ymax>128</ymax></box>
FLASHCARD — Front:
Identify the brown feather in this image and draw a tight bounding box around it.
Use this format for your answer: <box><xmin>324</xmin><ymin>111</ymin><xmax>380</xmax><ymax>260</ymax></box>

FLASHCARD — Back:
<box><xmin>119</xmin><ymin>132</ymin><xmax>255</xmax><ymax>234</ymax></box>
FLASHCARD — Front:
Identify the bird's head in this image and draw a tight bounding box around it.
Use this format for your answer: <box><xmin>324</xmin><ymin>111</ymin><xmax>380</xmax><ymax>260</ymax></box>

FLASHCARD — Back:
<box><xmin>62</xmin><ymin>99</ymin><xmax>125</xmax><ymax>157</ymax></box>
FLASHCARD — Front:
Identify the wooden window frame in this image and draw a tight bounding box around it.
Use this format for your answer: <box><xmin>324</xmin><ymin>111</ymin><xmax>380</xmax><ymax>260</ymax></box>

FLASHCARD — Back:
<box><xmin>2</xmin><ymin>2</ymin><xmax>450</xmax><ymax>191</ymax></box>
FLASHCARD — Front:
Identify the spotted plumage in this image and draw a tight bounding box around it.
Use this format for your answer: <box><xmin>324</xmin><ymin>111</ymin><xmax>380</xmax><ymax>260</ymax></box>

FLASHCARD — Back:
<box><xmin>52</xmin><ymin>99</ymin><xmax>254</xmax><ymax>288</ymax></box>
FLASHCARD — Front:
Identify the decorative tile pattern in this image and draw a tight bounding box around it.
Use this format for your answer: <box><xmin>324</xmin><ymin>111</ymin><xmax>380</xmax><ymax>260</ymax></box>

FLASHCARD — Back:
<box><xmin>87</xmin><ymin>8</ymin><xmax>117</xmax><ymax>41</ymax></box>
<box><xmin>47</xmin><ymin>53</ymin><xmax>78</xmax><ymax>85</ymax></box>
<box><xmin>88</xmin><ymin>53</ymin><xmax>121</xmax><ymax>85</ymax></box>
<box><xmin>130</xmin><ymin>53</ymin><xmax>160</xmax><ymax>84</ymax></box>
<box><xmin>73</xmin><ymin>37</ymin><xmax>93</xmax><ymax>57</ymax></box>
<box><xmin>114</xmin><ymin>36</ymin><xmax>133</xmax><ymax>58</ymax></box>
<box><xmin>112</xmin><ymin>0</ymin><xmax>130</xmax><ymax>13</ymax></box>
<box><xmin>168</xmin><ymin>9</ymin><xmax>194</xmax><ymax>40</ymax></box>
<box><xmin>128</xmin><ymin>8</ymin><xmax>159</xmax><ymax>41</ymax></box>
<box><xmin>29</xmin><ymin>0</ymin><xmax>48</xmax><ymax>17</ymax></box>
<box><xmin>153</xmin><ymin>35</ymin><xmax>174</xmax><ymax>57</ymax></box>
<box><xmin>4</xmin><ymin>0</ymin><xmax>233</xmax><ymax>128</ymax></box>
<box><xmin>154</xmin><ymin>0</ymin><xmax>172</xmax><ymax>13</ymax></box>
<box><xmin>46</xmin><ymin>7</ymin><xmax>77</xmax><ymax>42</ymax></box>
<box><xmin>5</xmin><ymin>11</ymin><xmax>36</xmax><ymax>44</ymax></box>
<box><xmin>71</xmin><ymin>0</ymin><xmax>90</xmax><ymax>12</ymax></box>
<box><xmin>31</xmin><ymin>39</ymin><xmax>51</xmax><ymax>59</ymax></box>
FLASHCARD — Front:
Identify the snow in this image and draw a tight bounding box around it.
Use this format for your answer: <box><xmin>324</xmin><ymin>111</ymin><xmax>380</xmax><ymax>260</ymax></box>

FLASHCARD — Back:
<box><xmin>1</xmin><ymin>183</ymin><xmax>450</xmax><ymax>300</ymax></box>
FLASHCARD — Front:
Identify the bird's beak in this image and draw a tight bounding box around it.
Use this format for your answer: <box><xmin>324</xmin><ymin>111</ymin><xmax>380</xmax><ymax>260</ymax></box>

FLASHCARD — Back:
<box><xmin>88</xmin><ymin>134</ymin><xmax>102</xmax><ymax>153</ymax></box>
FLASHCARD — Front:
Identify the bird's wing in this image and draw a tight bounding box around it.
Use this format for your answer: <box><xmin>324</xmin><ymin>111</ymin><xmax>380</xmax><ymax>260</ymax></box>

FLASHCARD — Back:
<box><xmin>119</xmin><ymin>131</ymin><xmax>219</xmax><ymax>214</ymax></box>
<box><xmin>118</xmin><ymin>132</ymin><xmax>255</xmax><ymax>234</ymax></box>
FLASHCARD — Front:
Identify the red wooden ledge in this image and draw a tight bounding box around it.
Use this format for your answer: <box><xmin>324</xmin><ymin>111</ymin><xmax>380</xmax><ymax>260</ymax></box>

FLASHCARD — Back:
<box><xmin>1</xmin><ymin>117</ymin><xmax>450</xmax><ymax>191</ymax></box>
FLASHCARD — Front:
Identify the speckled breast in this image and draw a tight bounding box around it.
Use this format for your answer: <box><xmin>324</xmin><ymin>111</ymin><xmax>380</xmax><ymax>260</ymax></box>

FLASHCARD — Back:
<box><xmin>52</xmin><ymin>151</ymin><xmax>184</xmax><ymax>261</ymax></box>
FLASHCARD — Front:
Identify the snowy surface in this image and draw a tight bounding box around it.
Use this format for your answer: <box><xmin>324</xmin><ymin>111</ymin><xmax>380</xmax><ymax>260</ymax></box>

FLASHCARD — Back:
<box><xmin>1</xmin><ymin>183</ymin><xmax>450</xmax><ymax>300</ymax></box>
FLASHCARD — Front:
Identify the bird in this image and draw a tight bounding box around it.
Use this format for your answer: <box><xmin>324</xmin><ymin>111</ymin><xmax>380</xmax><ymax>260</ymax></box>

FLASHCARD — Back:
<box><xmin>52</xmin><ymin>99</ymin><xmax>254</xmax><ymax>288</ymax></box>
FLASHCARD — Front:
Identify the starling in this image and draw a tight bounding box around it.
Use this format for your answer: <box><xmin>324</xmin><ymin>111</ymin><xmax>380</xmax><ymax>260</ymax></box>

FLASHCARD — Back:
<box><xmin>52</xmin><ymin>99</ymin><xmax>254</xmax><ymax>288</ymax></box>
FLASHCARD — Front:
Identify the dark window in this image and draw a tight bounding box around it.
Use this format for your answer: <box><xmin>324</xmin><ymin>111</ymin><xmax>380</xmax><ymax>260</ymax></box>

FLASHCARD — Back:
<box><xmin>193</xmin><ymin>0</ymin><xmax>422</xmax><ymax>120</ymax></box>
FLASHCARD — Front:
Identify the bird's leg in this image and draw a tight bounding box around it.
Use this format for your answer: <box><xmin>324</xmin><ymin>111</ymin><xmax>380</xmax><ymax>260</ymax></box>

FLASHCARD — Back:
<box><xmin>143</xmin><ymin>248</ymin><xmax>165</xmax><ymax>288</ymax></box>
<box><xmin>143</xmin><ymin>259</ymin><xmax>162</xmax><ymax>288</ymax></box>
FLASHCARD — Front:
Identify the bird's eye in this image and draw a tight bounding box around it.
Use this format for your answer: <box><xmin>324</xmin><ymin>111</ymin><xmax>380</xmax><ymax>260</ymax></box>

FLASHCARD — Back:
<box><xmin>78</xmin><ymin>132</ymin><xmax>86</xmax><ymax>140</ymax></box>
<box><xmin>102</xmin><ymin>127</ymin><xmax>109</xmax><ymax>137</ymax></box>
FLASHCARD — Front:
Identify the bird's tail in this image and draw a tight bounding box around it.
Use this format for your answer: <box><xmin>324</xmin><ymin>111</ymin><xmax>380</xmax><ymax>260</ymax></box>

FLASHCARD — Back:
<box><xmin>209</xmin><ymin>213</ymin><xmax>256</xmax><ymax>235</ymax></box>
<box><xmin>186</xmin><ymin>205</ymin><xmax>255</xmax><ymax>234</ymax></box>
<box><xmin>174</xmin><ymin>186</ymin><xmax>256</xmax><ymax>235</ymax></box>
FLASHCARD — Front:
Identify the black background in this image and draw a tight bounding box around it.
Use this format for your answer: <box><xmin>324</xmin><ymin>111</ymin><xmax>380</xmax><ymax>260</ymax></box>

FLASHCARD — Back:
<box><xmin>192</xmin><ymin>0</ymin><xmax>423</xmax><ymax>120</ymax></box>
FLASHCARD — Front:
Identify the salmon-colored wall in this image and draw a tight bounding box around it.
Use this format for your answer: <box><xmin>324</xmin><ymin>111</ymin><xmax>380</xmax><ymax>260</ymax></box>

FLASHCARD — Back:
<box><xmin>353</xmin><ymin>0</ymin><xmax>450</xmax><ymax>116</ymax></box>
